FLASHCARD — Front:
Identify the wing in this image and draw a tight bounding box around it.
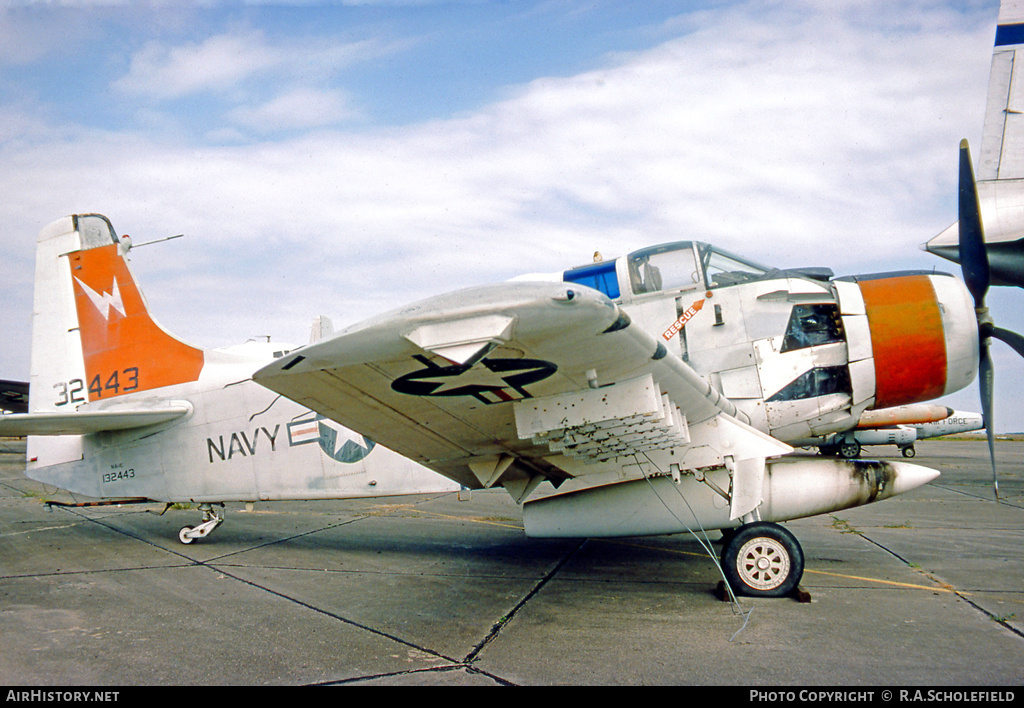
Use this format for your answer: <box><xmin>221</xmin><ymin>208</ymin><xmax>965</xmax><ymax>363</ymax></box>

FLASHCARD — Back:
<box><xmin>254</xmin><ymin>281</ymin><xmax>789</xmax><ymax>514</ymax></box>
<box><xmin>0</xmin><ymin>405</ymin><xmax>190</xmax><ymax>436</ymax></box>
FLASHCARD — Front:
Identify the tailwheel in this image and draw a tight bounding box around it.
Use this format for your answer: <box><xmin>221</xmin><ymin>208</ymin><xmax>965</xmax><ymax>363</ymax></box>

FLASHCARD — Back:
<box><xmin>176</xmin><ymin>503</ymin><xmax>225</xmax><ymax>545</ymax></box>
<box><xmin>178</xmin><ymin>526</ymin><xmax>196</xmax><ymax>544</ymax></box>
<box><xmin>721</xmin><ymin>521</ymin><xmax>804</xmax><ymax>598</ymax></box>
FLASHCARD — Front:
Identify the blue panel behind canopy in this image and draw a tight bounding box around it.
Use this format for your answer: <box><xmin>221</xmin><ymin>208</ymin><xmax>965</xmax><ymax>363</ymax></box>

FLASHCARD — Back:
<box><xmin>563</xmin><ymin>260</ymin><xmax>620</xmax><ymax>299</ymax></box>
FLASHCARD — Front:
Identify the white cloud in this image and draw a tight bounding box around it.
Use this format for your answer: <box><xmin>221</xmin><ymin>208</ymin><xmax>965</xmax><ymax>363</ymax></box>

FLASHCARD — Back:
<box><xmin>113</xmin><ymin>29</ymin><xmax>402</xmax><ymax>102</ymax></box>
<box><xmin>113</xmin><ymin>30</ymin><xmax>282</xmax><ymax>99</ymax></box>
<box><xmin>8</xmin><ymin>3</ymin><xmax>995</xmax><ymax>287</ymax></box>
<box><xmin>227</xmin><ymin>87</ymin><xmax>360</xmax><ymax>132</ymax></box>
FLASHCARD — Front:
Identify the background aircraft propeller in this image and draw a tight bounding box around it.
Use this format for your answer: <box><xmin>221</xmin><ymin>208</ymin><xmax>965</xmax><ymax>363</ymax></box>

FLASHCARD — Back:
<box><xmin>956</xmin><ymin>139</ymin><xmax>1024</xmax><ymax>499</ymax></box>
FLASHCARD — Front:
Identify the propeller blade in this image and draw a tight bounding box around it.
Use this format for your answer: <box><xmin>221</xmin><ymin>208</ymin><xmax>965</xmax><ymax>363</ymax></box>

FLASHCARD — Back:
<box><xmin>991</xmin><ymin>326</ymin><xmax>1024</xmax><ymax>360</ymax></box>
<box><xmin>958</xmin><ymin>139</ymin><xmax>990</xmax><ymax>307</ymax></box>
<box><xmin>978</xmin><ymin>339</ymin><xmax>999</xmax><ymax>500</ymax></box>
<box><xmin>957</xmin><ymin>140</ymin><xmax>1000</xmax><ymax>500</ymax></box>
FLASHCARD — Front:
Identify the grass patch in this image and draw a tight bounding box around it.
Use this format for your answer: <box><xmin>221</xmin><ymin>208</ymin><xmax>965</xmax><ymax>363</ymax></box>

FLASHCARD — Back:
<box><xmin>830</xmin><ymin>516</ymin><xmax>862</xmax><ymax>535</ymax></box>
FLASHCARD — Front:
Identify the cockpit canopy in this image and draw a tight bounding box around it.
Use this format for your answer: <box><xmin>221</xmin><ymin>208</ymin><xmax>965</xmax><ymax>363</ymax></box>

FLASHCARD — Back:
<box><xmin>564</xmin><ymin>241</ymin><xmax>829</xmax><ymax>301</ymax></box>
<box><xmin>628</xmin><ymin>241</ymin><xmax>778</xmax><ymax>294</ymax></box>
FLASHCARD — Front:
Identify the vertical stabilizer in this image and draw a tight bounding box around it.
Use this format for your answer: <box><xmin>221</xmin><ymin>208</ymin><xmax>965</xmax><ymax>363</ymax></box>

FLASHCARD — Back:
<box><xmin>979</xmin><ymin>0</ymin><xmax>1024</xmax><ymax>181</ymax></box>
<box><xmin>69</xmin><ymin>222</ymin><xmax>204</xmax><ymax>402</ymax></box>
<box><xmin>30</xmin><ymin>215</ymin><xmax>204</xmax><ymax>414</ymax></box>
<box><xmin>27</xmin><ymin>214</ymin><xmax>205</xmax><ymax>457</ymax></box>
<box><xmin>924</xmin><ymin>0</ymin><xmax>1024</xmax><ymax>287</ymax></box>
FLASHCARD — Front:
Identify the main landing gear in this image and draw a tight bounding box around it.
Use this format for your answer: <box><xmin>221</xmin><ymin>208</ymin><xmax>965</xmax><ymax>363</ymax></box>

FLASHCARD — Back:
<box><xmin>177</xmin><ymin>503</ymin><xmax>225</xmax><ymax>544</ymax></box>
<box><xmin>818</xmin><ymin>439</ymin><xmax>861</xmax><ymax>459</ymax></box>
<box><xmin>837</xmin><ymin>439</ymin><xmax>861</xmax><ymax>459</ymax></box>
<box><xmin>720</xmin><ymin>521</ymin><xmax>804</xmax><ymax>598</ymax></box>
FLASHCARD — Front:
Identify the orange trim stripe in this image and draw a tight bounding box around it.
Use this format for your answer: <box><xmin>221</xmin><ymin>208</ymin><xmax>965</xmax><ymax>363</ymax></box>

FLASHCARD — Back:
<box><xmin>70</xmin><ymin>244</ymin><xmax>204</xmax><ymax>401</ymax></box>
<box><xmin>859</xmin><ymin>275</ymin><xmax>946</xmax><ymax>409</ymax></box>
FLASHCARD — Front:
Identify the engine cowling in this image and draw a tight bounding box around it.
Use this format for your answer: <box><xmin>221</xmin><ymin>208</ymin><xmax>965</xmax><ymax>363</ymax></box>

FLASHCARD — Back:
<box><xmin>835</xmin><ymin>272</ymin><xmax>977</xmax><ymax>410</ymax></box>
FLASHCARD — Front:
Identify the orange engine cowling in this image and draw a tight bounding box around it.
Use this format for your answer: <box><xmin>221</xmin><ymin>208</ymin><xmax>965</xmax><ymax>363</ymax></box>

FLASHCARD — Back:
<box><xmin>836</xmin><ymin>272</ymin><xmax>977</xmax><ymax>410</ymax></box>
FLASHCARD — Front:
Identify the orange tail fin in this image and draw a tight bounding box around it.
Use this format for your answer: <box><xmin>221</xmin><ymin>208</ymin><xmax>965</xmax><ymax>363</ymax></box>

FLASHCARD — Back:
<box><xmin>30</xmin><ymin>214</ymin><xmax>204</xmax><ymax>412</ymax></box>
<box><xmin>70</xmin><ymin>240</ymin><xmax>204</xmax><ymax>401</ymax></box>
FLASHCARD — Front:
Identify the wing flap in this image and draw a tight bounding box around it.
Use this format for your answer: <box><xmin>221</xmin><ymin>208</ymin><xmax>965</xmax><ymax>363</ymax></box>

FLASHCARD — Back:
<box><xmin>282</xmin><ymin>365</ymin><xmax>480</xmax><ymax>463</ymax></box>
<box><xmin>515</xmin><ymin>374</ymin><xmax>692</xmax><ymax>461</ymax></box>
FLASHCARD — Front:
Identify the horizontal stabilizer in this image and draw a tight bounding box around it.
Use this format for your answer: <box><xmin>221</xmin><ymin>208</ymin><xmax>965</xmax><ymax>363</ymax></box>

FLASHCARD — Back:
<box><xmin>0</xmin><ymin>405</ymin><xmax>190</xmax><ymax>436</ymax></box>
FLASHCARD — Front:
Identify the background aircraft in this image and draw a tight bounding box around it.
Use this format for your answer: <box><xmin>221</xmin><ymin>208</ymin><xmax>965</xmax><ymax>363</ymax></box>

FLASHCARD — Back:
<box><xmin>3</xmin><ymin>1</ymin><xmax>1023</xmax><ymax>601</ymax></box>
<box><xmin>0</xmin><ymin>380</ymin><xmax>28</xmax><ymax>414</ymax></box>
<box><xmin>816</xmin><ymin>404</ymin><xmax>984</xmax><ymax>459</ymax></box>
<box><xmin>926</xmin><ymin>0</ymin><xmax>1024</xmax><ymax>290</ymax></box>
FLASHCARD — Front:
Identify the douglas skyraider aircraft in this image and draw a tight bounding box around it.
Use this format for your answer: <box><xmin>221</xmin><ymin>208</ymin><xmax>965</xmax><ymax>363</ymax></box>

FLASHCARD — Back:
<box><xmin>4</xmin><ymin>1</ymin><xmax>1024</xmax><ymax>600</ymax></box>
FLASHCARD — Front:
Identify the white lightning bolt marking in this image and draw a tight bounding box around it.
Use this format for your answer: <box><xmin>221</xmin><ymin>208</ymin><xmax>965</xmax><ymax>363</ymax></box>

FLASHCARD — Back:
<box><xmin>74</xmin><ymin>276</ymin><xmax>127</xmax><ymax>321</ymax></box>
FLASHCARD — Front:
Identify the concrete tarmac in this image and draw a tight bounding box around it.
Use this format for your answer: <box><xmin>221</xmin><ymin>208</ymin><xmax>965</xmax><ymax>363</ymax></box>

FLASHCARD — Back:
<box><xmin>1</xmin><ymin>437</ymin><xmax>1022</xmax><ymax>686</ymax></box>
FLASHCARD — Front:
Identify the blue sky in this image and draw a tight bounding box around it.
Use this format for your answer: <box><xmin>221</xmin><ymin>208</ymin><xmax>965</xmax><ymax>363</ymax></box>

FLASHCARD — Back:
<box><xmin>3</xmin><ymin>0</ymin><xmax>1023</xmax><ymax>431</ymax></box>
<box><xmin>3</xmin><ymin>2</ymin><xmax>702</xmax><ymax>138</ymax></box>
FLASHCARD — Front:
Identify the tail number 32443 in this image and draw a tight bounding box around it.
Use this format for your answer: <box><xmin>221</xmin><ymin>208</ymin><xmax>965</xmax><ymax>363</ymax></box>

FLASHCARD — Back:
<box><xmin>54</xmin><ymin>367</ymin><xmax>140</xmax><ymax>405</ymax></box>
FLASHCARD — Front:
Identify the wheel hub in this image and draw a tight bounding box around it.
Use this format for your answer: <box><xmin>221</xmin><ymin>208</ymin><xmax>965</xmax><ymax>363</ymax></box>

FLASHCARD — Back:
<box><xmin>721</xmin><ymin>521</ymin><xmax>804</xmax><ymax>597</ymax></box>
<box><xmin>736</xmin><ymin>537</ymin><xmax>790</xmax><ymax>591</ymax></box>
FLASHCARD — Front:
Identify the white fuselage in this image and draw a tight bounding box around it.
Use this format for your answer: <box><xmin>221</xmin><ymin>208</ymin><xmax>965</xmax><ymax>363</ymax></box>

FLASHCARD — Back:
<box><xmin>28</xmin><ymin>346</ymin><xmax>458</xmax><ymax>502</ymax></box>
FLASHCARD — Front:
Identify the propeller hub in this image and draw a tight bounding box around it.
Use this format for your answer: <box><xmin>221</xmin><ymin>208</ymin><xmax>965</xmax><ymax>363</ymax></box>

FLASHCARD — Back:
<box><xmin>977</xmin><ymin>307</ymin><xmax>994</xmax><ymax>338</ymax></box>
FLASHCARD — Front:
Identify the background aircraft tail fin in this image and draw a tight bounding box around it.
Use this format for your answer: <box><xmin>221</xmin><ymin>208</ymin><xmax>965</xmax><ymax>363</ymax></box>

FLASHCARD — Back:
<box><xmin>978</xmin><ymin>0</ymin><xmax>1024</xmax><ymax>181</ymax></box>
<box><xmin>924</xmin><ymin>0</ymin><xmax>1024</xmax><ymax>285</ymax></box>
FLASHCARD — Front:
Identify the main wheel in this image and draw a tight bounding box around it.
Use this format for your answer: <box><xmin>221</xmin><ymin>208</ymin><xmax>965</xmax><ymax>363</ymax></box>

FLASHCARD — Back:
<box><xmin>721</xmin><ymin>522</ymin><xmax>804</xmax><ymax>597</ymax></box>
<box><xmin>901</xmin><ymin>445</ymin><xmax>916</xmax><ymax>458</ymax></box>
<box><xmin>838</xmin><ymin>439</ymin><xmax>861</xmax><ymax>459</ymax></box>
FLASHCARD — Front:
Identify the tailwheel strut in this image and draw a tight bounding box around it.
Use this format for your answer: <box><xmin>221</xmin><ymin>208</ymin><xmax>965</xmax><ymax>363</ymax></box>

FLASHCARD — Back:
<box><xmin>178</xmin><ymin>503</ymin><xmax>225</xmax><ymax>544</ymax></box>
<box><xmin>721</xmin><ymin>521</ymin><xmax>804</xmax><ymax>598</ymax></box>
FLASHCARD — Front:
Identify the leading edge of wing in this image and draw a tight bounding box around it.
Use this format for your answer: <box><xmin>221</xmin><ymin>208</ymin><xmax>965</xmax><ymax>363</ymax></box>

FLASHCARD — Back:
<box><xmin>0</xmin><ymin>405</ymin><xmax>191</xmax><ymax>436</ymax></box>
<box><xmin>256</xmin><ymin>280</ymin><xmax>734</xmax><ymax>419</ymax></box>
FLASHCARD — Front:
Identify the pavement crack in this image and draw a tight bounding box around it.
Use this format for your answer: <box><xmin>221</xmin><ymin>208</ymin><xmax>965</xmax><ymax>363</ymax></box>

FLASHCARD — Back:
<box><xmin>316</xmin><ymin>663</ymin><xmax>516</xmax><ymax>686</ymax></box>
<box><xmin>194</xmin><ymin>560</ymin><xmax>466</xmax><ymax>666</ymax></box>
<box><xmin>856</xmin><ymin>528</ymin><xmax>1024</xmax><ymax>642</ymax></box>
<box><xmin>463</xmin><ymin>538</ymin><xmax>587</xmax><ymax>665</ymax></box>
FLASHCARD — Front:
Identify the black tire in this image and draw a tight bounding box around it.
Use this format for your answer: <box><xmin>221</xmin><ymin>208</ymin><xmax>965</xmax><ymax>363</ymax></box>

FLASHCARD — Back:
<box><xmin>717</xmin><ymin>527</ymin><xmax>737</xmax><ymax>547</ymax></box>
<box><xmin>901</xmin><ymin>446</ymin><xmax>916</xmax><ymax>458</ymax></box>
<box><xmin>721</xmin><ymin>521</ymin><xmax>804</xmax><ymax>597</ymax></box>
<box><xmin>838</xmin><ymin>439</ymin><xmax>861</xmax><ymax>459</ymax></box>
